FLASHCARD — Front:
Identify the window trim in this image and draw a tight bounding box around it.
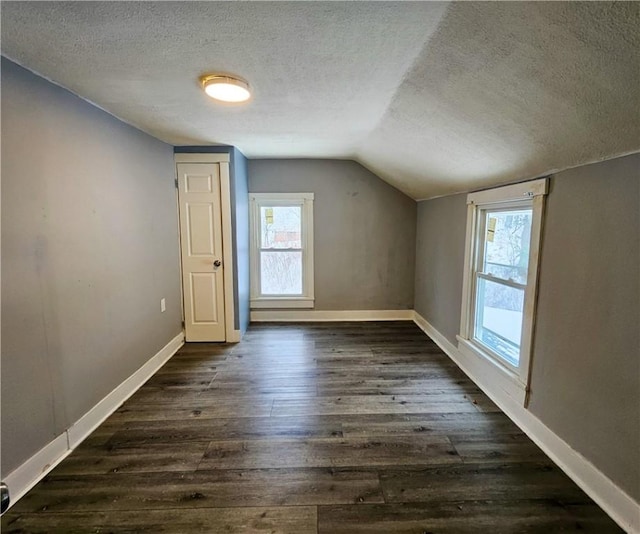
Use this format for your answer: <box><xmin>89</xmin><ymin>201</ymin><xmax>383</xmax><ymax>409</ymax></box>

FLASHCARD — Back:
<box><xmin>457</xmin><ymin>178</ymin><xmax>548</xmax><ymax>404</ymax></box>
<box><xmin>249</xmin><ymin>192</ymin><xmax>314</xmax><ymax>309</ymax></box>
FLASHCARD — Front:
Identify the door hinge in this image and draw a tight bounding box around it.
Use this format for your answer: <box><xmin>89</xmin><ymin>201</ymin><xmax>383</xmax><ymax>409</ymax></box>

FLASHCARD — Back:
<box><xmin>175</xmin><ymin>179</ymin><xmax>179</xmax><ymax>189</ymax></box>
<box><xmin>181</xmin><ymin>320</ymin><xmax>185</xmax><ymax>329</ymax></box>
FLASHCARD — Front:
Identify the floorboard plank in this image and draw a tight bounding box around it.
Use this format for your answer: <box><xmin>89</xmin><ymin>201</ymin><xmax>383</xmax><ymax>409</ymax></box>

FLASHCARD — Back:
<box><xmin>450</xmin><ymin>434</ymin><xmax>549</xmax><ymax>464</ymax></box>
<box><xmin>3</xmin><ymin>506</ymin><xmax>317</xmax><ymax>534</ymax></box>
<box><xmin>198</xmin><ymin>436</ymin><xmax>461</xmax><ymax>470</ymax></box>
<box><xmin>271</xmin><ymin>394</ymin><xmax>495</xmax><ymax>417</ymax></box>
<box><xmin>340</xmin><ymin>412</ymin><xmax>521</xmax><ymax>438</ymax></box>
<box><xmin>317</xmin><ymin>502</ymin><xmax>623</xmax><ymax>533</ymax></box>
<box><xmin>101</xmin><ymin>416</ymin><xmax>346</xmax><ymax>447</ymax></box>
<box><xmin>111</xmin><ymin>398</ymin><xmax>275</xmax><ymax>421</ymax></box>
<box><xmin>50</xmin><ymin>442</ymin><xmax>209</xmax><ymax>475</ymax></box>
<box><xmin>379</xmin><ymin>463</ymin><xmax>591</xmax><ymax>504</ymax></box>
<box><xmin>10</xmin><ymin>468</ymin><xmax>381</xmax><ymax>513</ymax></box>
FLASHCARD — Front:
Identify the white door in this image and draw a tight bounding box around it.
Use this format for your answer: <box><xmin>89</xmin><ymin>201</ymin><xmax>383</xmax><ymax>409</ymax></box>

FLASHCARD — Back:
<box><xmin>177</xmin><ymin>163</ymin><xmax>226</xmax><ymax>341</ymax></box>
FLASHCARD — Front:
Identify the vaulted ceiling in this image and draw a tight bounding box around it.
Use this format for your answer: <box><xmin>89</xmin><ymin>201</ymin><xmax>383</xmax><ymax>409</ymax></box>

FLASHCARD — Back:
<box><xmin>2</xmin><ymin>1</ymin><xmax>639</xmax><ymax>199</ymax></box>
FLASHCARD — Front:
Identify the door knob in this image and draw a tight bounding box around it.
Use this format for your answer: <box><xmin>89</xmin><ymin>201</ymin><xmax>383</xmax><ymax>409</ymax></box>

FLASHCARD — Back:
<box><xmin>213</xmin><ymin>260</ymin><xmax>222</xmax><ymax>268</ymax></box>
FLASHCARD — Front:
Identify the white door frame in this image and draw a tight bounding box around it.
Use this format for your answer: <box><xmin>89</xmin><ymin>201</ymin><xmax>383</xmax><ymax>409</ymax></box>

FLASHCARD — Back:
<box><xmin>175</xmin><ymin>153</ymin><xmax>238</xmax><ymax>342</ymax></box>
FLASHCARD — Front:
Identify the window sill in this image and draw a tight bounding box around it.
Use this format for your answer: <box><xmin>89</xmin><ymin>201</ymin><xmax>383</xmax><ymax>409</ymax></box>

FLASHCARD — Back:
<box><xmin>456</xmin><ymin>336</ymin><xmax>527</xmax><ymax>405</ymax></box>
<box><xmin>251</xmin><ymin>297</ymin><xmax>315</xmax><ymax>309</ymax></box>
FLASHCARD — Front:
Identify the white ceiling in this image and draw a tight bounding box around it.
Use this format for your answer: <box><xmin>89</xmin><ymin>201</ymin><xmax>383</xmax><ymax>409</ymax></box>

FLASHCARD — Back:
<box><xmin>2</xmin><ymin>1</ymin><xmax>639</xmax><ymax>199</ymax></box>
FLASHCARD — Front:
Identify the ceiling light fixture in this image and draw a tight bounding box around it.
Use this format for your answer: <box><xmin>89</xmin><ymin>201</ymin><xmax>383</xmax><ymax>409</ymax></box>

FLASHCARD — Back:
<box><xmin>200</xmin><ymin>74</ymin><xmax>251</xmax><ymax>103</ymax></box>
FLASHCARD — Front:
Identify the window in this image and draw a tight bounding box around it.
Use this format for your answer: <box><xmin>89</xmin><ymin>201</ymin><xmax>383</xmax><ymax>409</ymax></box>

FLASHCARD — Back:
<box><xmin>249</xmin><ymin>193</ymin><xmax>314</xmax><ymax>308</ymax></box>
<box><xmin>458</xmin><ymin>179</ymin><xmax>547</xmax><ymax>402</ymax></box>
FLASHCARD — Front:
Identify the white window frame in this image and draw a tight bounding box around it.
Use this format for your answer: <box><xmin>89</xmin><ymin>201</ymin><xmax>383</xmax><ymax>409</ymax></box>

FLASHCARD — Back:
<box><xmin>457</xmin><ymin>178</ymin><xmax>548</xmax><ymax>405</ymax></box>
<box><xmin>249</xmin><ymin>192</ymin><xmax>314</xmax><ymax>309</ymax></box>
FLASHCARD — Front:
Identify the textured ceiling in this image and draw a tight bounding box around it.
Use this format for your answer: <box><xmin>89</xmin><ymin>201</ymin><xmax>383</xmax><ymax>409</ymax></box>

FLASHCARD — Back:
<box><xmin>2</xmin><ymin>1</ymin><xmax>639</xmax><ymax>199</ymax></box>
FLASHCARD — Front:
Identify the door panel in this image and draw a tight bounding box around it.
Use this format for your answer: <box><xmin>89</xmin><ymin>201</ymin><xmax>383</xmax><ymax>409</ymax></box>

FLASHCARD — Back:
<box><xmin>190</xmin><ymin>273</ymin><xmax>219</xmax><ymax>323</ymax></box>
<box><xmin>177</xmin><ymin>163</ymin><xmax>225</xmax><ymax>341</ymax></box>
<box><xmin>186</xmin><ymin>203</ymin><xmax>215</xmax><ymax>256</ymax></box>
<box><xmin>185</xmin><ymin>173</ymin><xmax>213</xmax><ymax>193</ymax></box>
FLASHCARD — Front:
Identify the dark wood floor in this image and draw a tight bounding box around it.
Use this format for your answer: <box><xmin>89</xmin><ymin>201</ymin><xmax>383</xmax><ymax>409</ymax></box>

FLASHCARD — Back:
<box><xmin>2</xmin><ymin>322</ymin><xmax>623</xmax><ymax>533</ymax></box>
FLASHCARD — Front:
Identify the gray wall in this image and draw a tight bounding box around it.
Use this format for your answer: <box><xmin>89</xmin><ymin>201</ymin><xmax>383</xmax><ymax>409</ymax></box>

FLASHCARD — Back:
<box><xmin>529</xmin><ymin>156</ymin><xmax>639</xmax><ymax>501</ymax></box>
<box><xmin>1</xmin><ymin>58</ymin><xmax>183</xmax><ymax>476</ymax></box>
<box><xmin>232</xmin><ymin>148</ymin><xmax>250</xmax><ymax>333</ymax></box>
<box><xmin>414</xmin><ymin>194</ymin><xmax>467</xmax><ymax>342</ymax></box>
<box><xmin>249</xmin><ymin>159</ymin><xmax>416</xmax><ymax>310</ymax></box>
<box><xmin>414</xmin><ymin>153</ymin><xmax>640</xmax><ymax>501</ymax></box>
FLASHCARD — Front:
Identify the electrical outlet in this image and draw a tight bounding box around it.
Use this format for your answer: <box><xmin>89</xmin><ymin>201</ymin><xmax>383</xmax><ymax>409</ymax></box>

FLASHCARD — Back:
<box><xmin>160</xmin><ymin>298</ymin><xmax>166</xmax><ymax>312</ymax></box>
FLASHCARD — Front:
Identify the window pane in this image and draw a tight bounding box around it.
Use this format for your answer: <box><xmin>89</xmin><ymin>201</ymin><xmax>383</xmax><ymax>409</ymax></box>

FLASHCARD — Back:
<box><xmin>260</xmin><ymin>251</ymin><xmax>302</xmax><ymax>295</ymax></box>
<box><xmin>261</xmin><ymin>206</ymin><xmax>302</xmax><ymax>249</ymax></box>
<box><xmin>474</xmin><ymin>277</ymin><xmax>524</xmax><ymax>366</ymax></box>
<box><xmin>483</xmin><ymin>209</ymin><xmax>532</xmax><ymax>284</ymax></box>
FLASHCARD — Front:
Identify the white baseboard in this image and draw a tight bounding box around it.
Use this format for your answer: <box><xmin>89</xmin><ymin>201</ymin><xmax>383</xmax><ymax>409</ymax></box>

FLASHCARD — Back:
<box><xmin>413</xmin><ymin>311</ymin><xmax>639</xmax><ymax>534</ymax></box>
<box><xmin>67</xmin><ymin>332</ymin><xmax>185</xmax><ymax>448</ymax></box>
<box><xmin>250</xmin><ymin>309</ymin><xmax>414</xmax><ymax>322</ymax></box>
<box><xmin>3</xmin><ymin>331</ymin><xmax>185</xmax><ymax>510</ymax></box>
<box><xmin>3</xmin><ymin>432</ymin><xmax>71</xmax><ymax>506</ymax></box>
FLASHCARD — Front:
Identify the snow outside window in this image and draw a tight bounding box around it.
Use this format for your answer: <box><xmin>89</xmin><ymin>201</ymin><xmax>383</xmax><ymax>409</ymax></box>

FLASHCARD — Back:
<box><xmin>250</xmin><ymin>193</ymin><xmax>314</xmax><ymax>309</ymax></box>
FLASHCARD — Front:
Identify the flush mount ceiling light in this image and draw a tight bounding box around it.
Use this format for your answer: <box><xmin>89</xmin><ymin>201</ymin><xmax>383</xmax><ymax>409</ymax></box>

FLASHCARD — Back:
<box><xmin>200</xmin><ymin>74</ymin><xmax>251</xmax><ymax>103</ymax></box>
